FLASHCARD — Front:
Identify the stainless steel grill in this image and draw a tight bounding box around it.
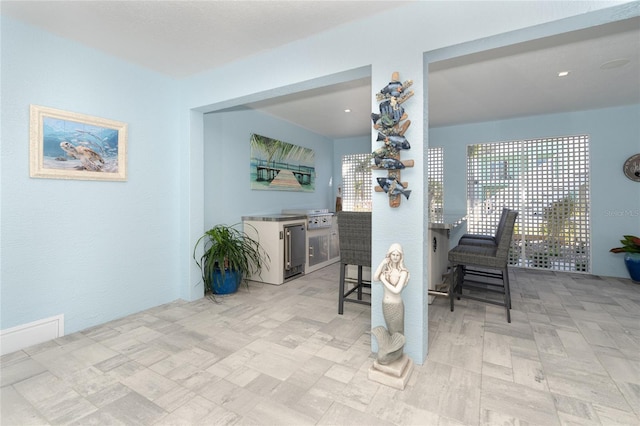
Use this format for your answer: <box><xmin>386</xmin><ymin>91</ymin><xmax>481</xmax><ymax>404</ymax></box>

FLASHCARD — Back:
<box><xmin>282</xmin><ymin>208</ymin><xmax>334</xmax><ymax>229</ymax></box>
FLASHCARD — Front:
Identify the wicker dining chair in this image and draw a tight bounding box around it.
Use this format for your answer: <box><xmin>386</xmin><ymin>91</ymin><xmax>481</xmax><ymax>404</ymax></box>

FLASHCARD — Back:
<box><xmin>336</xmin><ymin>211</ymin><xmax>371</xmax><ymax>314</ymax></box>
<box><xmin>458</xmin><ymin>207</ymin><xmax>509</xmax><ymax>247</ymax></box>
<box><xmin>447</xmin><ymin>209</ymin><xmax>518</xmax><ymax>322</ymax></box>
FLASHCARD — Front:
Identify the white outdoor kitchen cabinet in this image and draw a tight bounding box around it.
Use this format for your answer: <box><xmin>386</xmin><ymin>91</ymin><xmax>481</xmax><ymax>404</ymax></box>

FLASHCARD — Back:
<box><xmin>427</xmin><ymin>212</ymin><xmax>467</xmax><ymax>303</ymax></box>
<box><xmin>307</xmin><ymin>219</ymin><xmax>340</xmax><ymax>273</ymax></box>
<box><xmin>242</xmin><ymin>214</ymin><xmax>307</xmax><ymax>285</ymax></box>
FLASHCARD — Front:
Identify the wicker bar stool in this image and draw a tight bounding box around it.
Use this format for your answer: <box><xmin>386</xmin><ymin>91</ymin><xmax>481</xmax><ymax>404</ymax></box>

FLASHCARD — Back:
<box><xmin>448</xmin><ymin>209</ymin><xmax>518</xmax><ymax>322</ymax></box>
<box><xmin>458</xmin><ymin>207</ymin><xmax>509</xmax><ymax>247</ymax></box>
<box><xmin>336</xmin><ymin>212</ymin><xmax>371</xmax><ymax>314</ymax></box>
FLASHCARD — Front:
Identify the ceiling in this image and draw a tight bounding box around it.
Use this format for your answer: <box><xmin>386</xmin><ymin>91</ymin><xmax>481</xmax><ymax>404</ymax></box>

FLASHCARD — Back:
<box><xmin>2</xmin><ymin>1</ymin><xmax>639</xmax><ymax>138</ymax></box>
<box><xmin>429</xmin><ymin>17</ymin><xmax>640</xmax><ymax>128</ymax></box>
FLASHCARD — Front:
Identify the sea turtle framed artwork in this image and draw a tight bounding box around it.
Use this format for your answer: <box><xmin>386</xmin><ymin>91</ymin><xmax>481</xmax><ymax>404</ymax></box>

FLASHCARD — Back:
<box><xmin>29</xmin><ymin>105</ymin><xmax>128</xmax><ymax>181</ymax></box>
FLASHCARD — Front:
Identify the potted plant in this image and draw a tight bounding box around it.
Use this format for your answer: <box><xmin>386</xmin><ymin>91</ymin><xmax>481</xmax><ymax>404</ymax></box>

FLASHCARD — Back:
<box><xmin>610</xmin><ymin>235</ymin><xmax>640</xmax><ymax>283</ymax></box>
<box><xmin>193</xmin><ymin>223</ymin><xmax>269</xmax><ymax>295</ymax></box>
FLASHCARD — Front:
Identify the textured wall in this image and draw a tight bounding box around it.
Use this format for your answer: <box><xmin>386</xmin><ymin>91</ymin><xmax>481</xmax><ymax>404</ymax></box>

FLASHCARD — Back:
<box><xmin>1</xmin><ymin>17</ymin><xmax>181</xmax><ymax>334</ymax></box>
<box><xmin>431</xmin><ymin>104</ymin><xmax>640</xmax><ymax>278</ymax></box>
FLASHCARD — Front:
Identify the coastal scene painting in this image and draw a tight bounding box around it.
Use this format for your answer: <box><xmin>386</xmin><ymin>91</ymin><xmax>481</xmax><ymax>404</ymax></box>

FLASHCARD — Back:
<box><xmin>30</xmin><ymin>105</ymin><xmax>128</xmax><ymax>181</ymax></box>
<box><xmin>250</xmin><ymin>133</ymin><xmax>315</xmax><ymax>192</ymax></box>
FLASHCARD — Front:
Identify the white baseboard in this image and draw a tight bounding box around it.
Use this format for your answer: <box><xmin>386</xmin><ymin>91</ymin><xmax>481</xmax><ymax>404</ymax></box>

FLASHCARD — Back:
<box><xmin>0</xmin><ymin>314</ymin><xmax>64</xmax><ymax>356</ymax></box>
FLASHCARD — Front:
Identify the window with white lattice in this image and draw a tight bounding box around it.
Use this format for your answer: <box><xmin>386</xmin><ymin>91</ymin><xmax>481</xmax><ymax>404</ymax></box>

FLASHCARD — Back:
<box><xmin>428</xmin><ymin>147</ymin><xmax>444</xmax><ymax>214</ymax></box>
<box><xmin>467</xmin><ymin>135</ymin><xmax>590</xmax><ymax>272</ymax></box>
<box><xmin>341</xmin><ymin>153</ymin><xmax>372</xmax><ymax>212</ymax></box>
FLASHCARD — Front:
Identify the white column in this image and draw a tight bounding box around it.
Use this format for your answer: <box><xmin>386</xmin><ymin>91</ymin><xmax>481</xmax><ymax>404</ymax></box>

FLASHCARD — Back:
<box><xmin>370</xmin><ymin>55</ymin><xmax>429</xmax><ymax>364</ymax></box>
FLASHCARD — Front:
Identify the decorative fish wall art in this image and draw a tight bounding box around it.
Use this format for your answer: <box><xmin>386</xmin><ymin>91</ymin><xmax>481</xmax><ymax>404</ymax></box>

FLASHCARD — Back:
<box><xmin>372</xmin><ymin>72</ymin><xmax>414</xmax><ymax>208</ymax></box>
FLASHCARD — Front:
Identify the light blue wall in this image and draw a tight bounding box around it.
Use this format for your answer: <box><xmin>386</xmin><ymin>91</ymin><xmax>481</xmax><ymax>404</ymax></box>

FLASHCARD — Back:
<box><xmin>430</xmin><ymin>104</ymin><xmax>640</xmax><ymax>278</ymax></box>
<box><xmin>202</xmin><ymin>108</ymin><xmax>335</xmax><ymax>226</ymax></box>
<box><xmin>1</xmin><ymin>17</ymin><xmax>181</xmax><ymax>333</ymax></box>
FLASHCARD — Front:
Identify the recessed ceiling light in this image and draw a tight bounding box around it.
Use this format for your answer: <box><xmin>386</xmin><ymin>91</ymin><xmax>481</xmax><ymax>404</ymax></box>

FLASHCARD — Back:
<box><xmin>600</xmin><ymin>58</ymin><xmax>630</xmax><ymax>69</ymax></box>
<box><xmin>344</xmin><ymin>109</ymin><xmax>351</xmax><ymax>113</ymax></box>
<box><xmin>558</xmin><ymin>71</ymin><xmax>570</xmax><ymax>77</ymax></box>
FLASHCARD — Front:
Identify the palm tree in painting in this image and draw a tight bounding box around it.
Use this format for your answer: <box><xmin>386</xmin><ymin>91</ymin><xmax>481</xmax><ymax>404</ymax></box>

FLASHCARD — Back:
<box><xmin>251</xmin><ymin>134</ymin><xmax>285</xmax><ymax>169</ymax></box>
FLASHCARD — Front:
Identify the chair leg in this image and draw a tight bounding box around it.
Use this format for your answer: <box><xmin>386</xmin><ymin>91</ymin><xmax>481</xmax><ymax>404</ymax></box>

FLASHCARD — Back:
<box><xmin>449</xmin><ymin>263</ymin><xmax>458</xmax><ymax>312</ymax></box>
<box><xmin>457</xmin><ymin>265</ymin><xmax>465</xmax><ymax>300</ymax></box>
<box><xmin>502</xmin><ymin>266</ymin><xmax>511</xmax><ymax>323</ymax></box>
<box><xmin>338</xmin><ymin>263</ymin><xmax>346</xmax><ymax>315</ymax></box>
<box><xmin>357</xmin><ymin>266</ymin><xmax>363</xmax><ymax>300</ymax></box>
<box><xmin>504</xmin><ymin>266</ymin><xmax>512</xmax><ymax>309</ymax></box>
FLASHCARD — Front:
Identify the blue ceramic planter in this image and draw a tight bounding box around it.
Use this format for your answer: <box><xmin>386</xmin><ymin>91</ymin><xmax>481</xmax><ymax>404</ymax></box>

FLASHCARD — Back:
<box><xmin>210</xmin><ymin>269</ymin><xmax>242</xmax><ymax>294</ymax></box>
<box><xmin>624</xmin><ymin>253</ymin><xmax>640</xmax><ymax>283</ymax></box>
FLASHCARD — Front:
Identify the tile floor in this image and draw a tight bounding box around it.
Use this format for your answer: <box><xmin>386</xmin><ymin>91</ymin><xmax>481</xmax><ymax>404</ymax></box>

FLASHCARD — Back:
<box><xmin>2</xmin><ymin>263</ymin><xmax>639</xmax><ymax>425</ymax></box>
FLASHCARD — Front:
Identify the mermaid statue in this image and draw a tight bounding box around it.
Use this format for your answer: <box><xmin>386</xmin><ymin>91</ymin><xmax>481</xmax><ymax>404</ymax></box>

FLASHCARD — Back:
<box><xmin>371</xmin><ymin>243</ymin><xmax>410</xmax><ymax>364</ymax></box>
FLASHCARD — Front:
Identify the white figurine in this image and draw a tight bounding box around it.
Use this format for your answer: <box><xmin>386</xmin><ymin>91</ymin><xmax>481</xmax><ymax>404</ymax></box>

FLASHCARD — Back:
<box><xmin>372</xmin><ymin>243</ymin><xmax>410</xmax><ymax>364</ymax></box>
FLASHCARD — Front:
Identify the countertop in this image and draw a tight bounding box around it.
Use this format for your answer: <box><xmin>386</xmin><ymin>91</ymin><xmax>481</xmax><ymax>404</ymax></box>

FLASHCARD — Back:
<box><xmin>242</xmin><ymin>214</ymin><xmax>307</xmax><ymax>222</ymax></box>
<box><xmin>428</xmin><ymin>212</ymin><xmax>467</xmax><ymax>230</ymax></box>
<box><xmin>243</xmin><ymin>212</ymin><xmax>466</xmax><ymax>228</ymax></box>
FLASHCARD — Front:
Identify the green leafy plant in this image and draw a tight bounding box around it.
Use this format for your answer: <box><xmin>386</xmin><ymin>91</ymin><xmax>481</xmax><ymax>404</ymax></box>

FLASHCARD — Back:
<box><xmin>610</xmin><ymin>235</ymin><xmax>640</xmax><ymax>253</ymax></box>
<box><xmin>193</xmin><ymin>223</ymin><xmax>269</xmax><ymax>294</ymax></box>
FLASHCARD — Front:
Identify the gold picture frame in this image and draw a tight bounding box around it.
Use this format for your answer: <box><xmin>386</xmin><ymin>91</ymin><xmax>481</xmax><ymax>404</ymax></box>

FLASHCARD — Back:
<box><xmin>29</xmin><ymin>104</ymin><xmax>128</xmax><ymax>181</ymax></box>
